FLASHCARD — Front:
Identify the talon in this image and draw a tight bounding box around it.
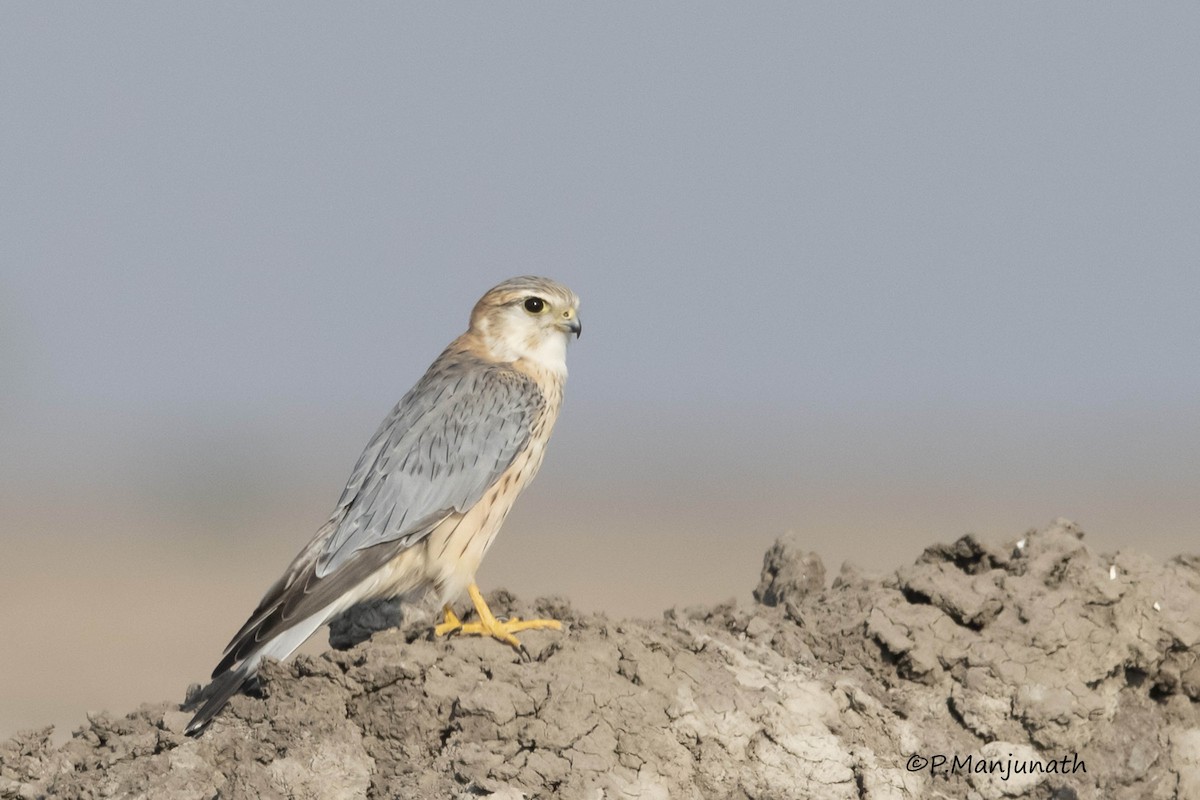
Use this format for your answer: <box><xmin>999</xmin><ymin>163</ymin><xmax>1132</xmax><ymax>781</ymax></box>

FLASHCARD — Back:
<box><xmin>434</xmin><ymin>605</ymin><xmax>466</xmax><ymax>637</ymax></box>
<box><xmin>433</xmin><ymin>584</ymin><xmax>564</xmax><ymax>652</ymax></box>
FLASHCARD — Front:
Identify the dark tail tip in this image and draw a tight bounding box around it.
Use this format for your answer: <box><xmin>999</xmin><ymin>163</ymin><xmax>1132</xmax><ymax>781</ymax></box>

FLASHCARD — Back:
<box><xmin>181</xmin><ymin>667</ymin><xmax>253</xmax><ymax>737</ymax></box>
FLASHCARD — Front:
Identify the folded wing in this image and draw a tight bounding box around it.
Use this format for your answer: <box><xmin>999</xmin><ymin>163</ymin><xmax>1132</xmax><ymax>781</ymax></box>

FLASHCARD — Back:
<box><xmin>206</xmin><ymin>353</ymin><xmax>542</xmax><ymax>679</ymax></box>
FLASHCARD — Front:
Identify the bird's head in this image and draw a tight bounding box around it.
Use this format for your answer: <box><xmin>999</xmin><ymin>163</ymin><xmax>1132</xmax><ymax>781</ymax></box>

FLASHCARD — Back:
<box><xmin>468</xmin><ymin>276</ymin><xmax>581</xmax><ymax>374</ymax></box>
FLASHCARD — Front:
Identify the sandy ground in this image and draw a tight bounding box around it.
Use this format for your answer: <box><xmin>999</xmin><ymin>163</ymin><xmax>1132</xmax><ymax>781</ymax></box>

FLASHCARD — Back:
<box><xmin>3</xmin><ymin>519</ymin><xmax>1198</xmax><ymax>799</ymax></box>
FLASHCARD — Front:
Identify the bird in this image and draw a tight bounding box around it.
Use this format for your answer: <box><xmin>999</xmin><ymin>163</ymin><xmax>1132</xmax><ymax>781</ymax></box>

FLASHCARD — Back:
<box><xmin>182</xmin><ymin>276</ymin><xmax>581</xmax><ymax>735</ymax></box>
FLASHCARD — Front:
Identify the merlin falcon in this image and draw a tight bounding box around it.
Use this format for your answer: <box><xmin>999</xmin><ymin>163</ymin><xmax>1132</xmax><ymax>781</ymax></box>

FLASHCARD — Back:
<box><xmin>183</xmin><ymin>276</ymin><xmax>581</xmax><ymax>735</ymax></box>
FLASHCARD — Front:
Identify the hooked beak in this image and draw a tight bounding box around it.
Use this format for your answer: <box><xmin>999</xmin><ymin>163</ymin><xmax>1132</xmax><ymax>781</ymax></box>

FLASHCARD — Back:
<box><xmin>559</xmin><ymin>310</ymin><xmax>582</xmax><ymax>338</ymax></box>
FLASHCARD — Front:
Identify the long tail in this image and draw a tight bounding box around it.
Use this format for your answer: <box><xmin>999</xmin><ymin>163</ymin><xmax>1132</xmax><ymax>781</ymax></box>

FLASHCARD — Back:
<box><xmin>180</xmin><ymin>527</ymin><xmax>405</xmax><ymax>735</ymax></box>
<box><xmin>182</xmin><ymin>663</ymin><xmax>255</xmax><ymax>736</ymax></box>
<box><xmin>181</xmin><ymin>610</ymin><xmax>330</xmax><ymax>736</ymax></box>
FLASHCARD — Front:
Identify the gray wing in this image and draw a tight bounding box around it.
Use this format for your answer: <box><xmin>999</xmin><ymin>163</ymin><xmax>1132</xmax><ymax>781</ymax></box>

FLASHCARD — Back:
<box><xmin>210</xmin><ymin>354</ymin><xmax>542</xmax><ymax>677</ymax></box>
<box><xmin>316</xmin><ymin>356</ymin><xmax>541</xmax><ymax>577</ymax></box>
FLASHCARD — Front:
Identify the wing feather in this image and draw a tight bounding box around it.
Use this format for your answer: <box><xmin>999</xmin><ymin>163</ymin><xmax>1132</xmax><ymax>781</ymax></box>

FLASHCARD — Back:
<box><xmin>317</xmin><ymin>359</ymin><xmax>540</xmax><ymax>576</ymax></box>
<box><xmin>211</xmin><ymin>352</ymin><xmax>543</xmax><ymax>676</ymax></box>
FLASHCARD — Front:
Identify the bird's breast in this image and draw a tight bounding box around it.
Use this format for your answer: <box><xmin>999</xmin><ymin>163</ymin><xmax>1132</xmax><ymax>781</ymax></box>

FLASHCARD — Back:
<box><xmin>423</xmin><ymin>423</ymin><xmax>555</xmax><ymax>605</ymax></box>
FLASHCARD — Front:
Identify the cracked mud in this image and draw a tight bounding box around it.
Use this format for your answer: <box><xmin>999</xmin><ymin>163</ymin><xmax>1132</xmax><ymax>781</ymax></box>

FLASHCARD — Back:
<box><xmin>3</xmin><ymin>519</ymin><xmax>1198</xmax><ymax>799</ymax></box>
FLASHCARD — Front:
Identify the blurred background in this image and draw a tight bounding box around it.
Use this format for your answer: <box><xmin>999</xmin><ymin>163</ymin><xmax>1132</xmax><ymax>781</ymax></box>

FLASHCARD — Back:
<box><xmin>2</xmin><ymin>4</ymin><xmax>1198</xmax><ymax>741</ymax></box>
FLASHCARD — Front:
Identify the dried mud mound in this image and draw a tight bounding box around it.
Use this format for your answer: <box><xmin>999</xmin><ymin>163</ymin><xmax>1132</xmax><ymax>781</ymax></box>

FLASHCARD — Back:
<box><xmin>4</xmin><ymin>519</ymin><xmax>1199</xmax><ymax>799</ymax></box>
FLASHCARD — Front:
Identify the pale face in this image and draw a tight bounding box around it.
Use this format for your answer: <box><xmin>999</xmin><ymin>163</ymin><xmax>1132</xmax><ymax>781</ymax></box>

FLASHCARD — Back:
<box><xmin>469</xmin><ymin>277</ymin><xmax>581</xmax><ymax>373</ymax></box>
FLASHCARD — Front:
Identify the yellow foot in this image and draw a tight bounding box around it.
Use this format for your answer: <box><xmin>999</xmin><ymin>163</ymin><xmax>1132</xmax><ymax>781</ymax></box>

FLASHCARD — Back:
<box><xmin>433</xmin><ymin>585</ymin><xmax>562</xmax><ymax>650</ymax></box>
<box><xmin>434</xmin><ymin>606</ymin><xmax>468</xmax><ymax>638</ymax></box>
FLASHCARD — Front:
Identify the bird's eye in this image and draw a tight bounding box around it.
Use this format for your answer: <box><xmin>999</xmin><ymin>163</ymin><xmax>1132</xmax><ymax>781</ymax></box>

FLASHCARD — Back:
<box><xmin>524</xmin><ymin>297</ymin><xmax>546</xmax><ymax>314</ymax></box>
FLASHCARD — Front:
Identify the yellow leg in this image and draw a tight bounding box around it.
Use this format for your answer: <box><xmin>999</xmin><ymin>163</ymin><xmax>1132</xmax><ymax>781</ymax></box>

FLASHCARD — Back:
<box><xmin>434</xmin><ymin>605</ymin><xmax>466</xmax><ymax>637</ymax></box>
<box><xmin>433</xmin><ymin>583</ymin><xmax>562</xmax><ymax>649</ymax></box>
